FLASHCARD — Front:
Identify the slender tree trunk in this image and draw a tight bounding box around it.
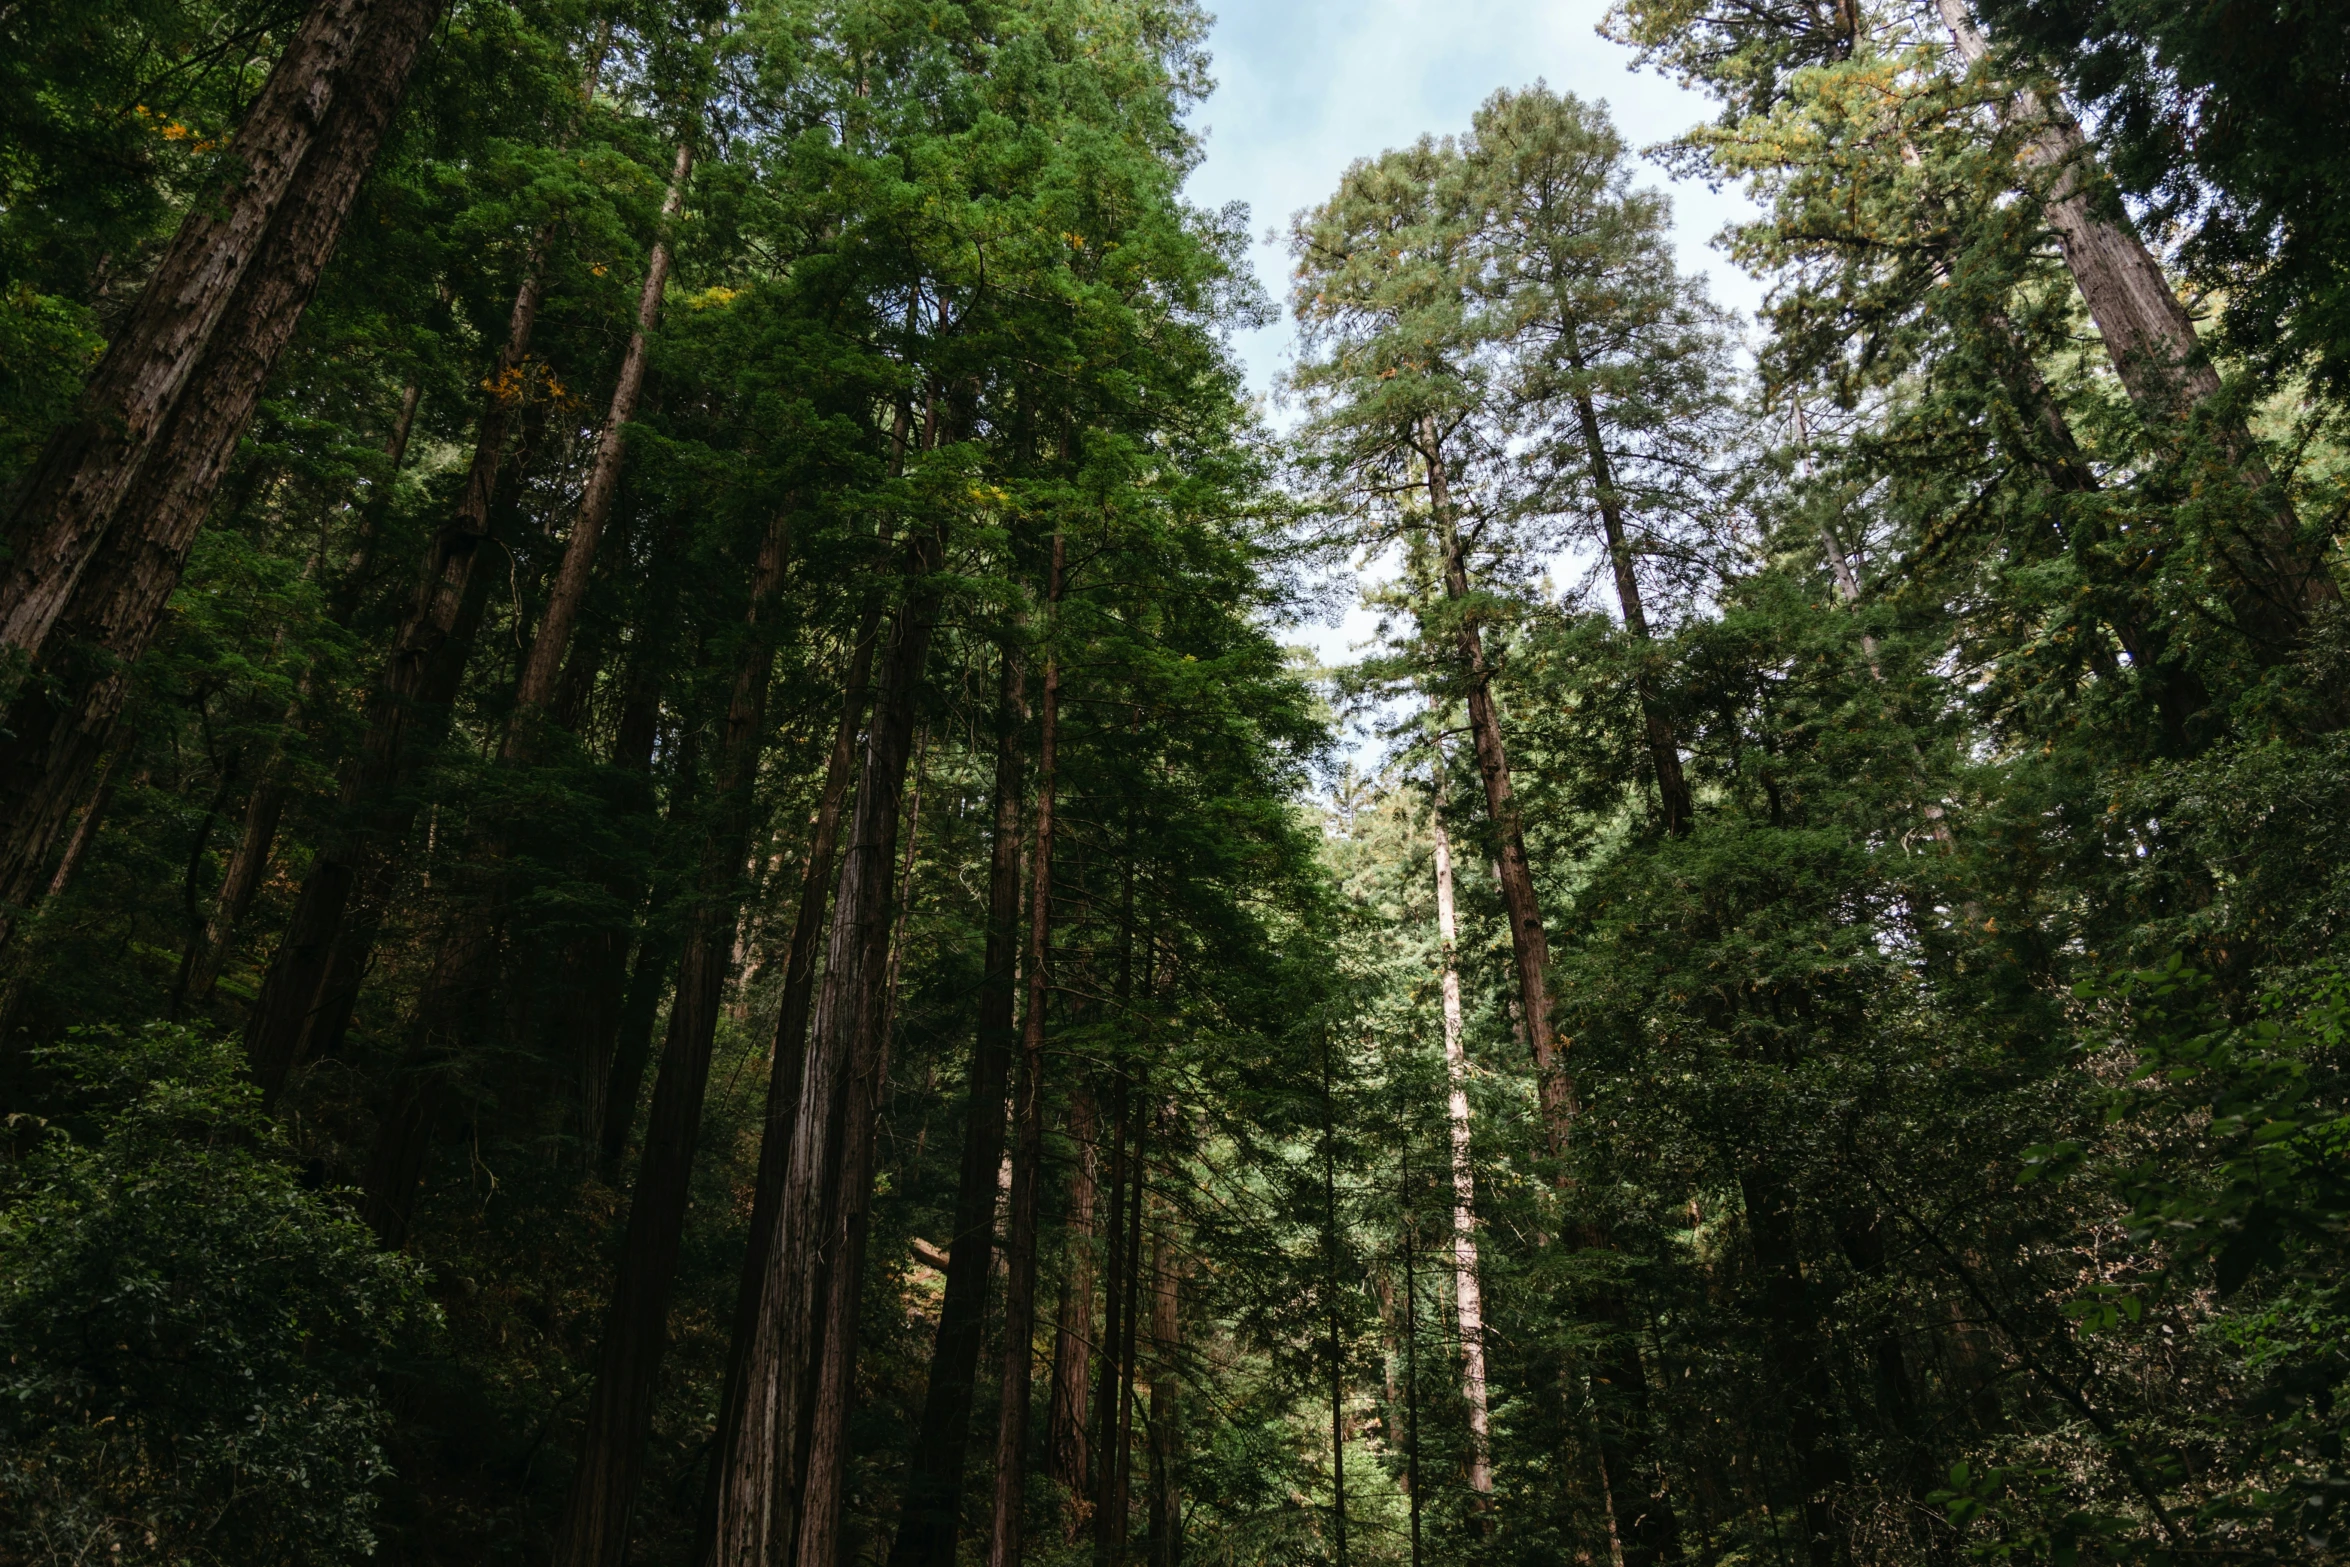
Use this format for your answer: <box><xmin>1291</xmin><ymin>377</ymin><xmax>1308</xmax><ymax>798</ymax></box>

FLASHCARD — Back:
<box><xmin>888</xmin><ymin>639</ymin><xmax>1027</xmax><ymax>1567</ymax></box>
<box><xmin>1321</xmin><ymin>1033</ymin><xmax>1348</xmax><ymax>1567</ymax></box>
<box><xmin>1091</xmin><ymin>1073</ymin><xmax>1133</xmax><ymax>1567</ymax></box>
<box><xmin>703</xmin><ymin>526</ymin><xmax>944</xmax><ymax>1567</ymax></box>
<box><xmin>1146</xmin><ymin>1188</ymin><xmax>1181</xmax><ymax>1567</ymax></box>
<box><xmin>1429</xmin><ymin>798</ymin><xmax>1494</xmax><ymax>1507</ymax></box>
<box><xmin>1046</xmin><ymin>1080</ymin><xmax>1101</xmax><ymax>1510</ymax></box>
<box><xmin>1401</xmin><ymin>1153</ymin><xmax>1422</xmax><ymax>1567</ymax></box>
<box><xmin>1939</xmin><ymin>0</ymin><xmax>2339</xmax><ymax>642</ymax></box>
<box><xmin>1417</xmin><ymin>421</ymin><xmax>1571</xmax><ymax>1154</ymax></box>
<box><xmin>988</xmin><ymin>531</ymin><xmax>1062</xmax><ymax>1567</ymax></box>
<box><xmin>0</xmin><ymin>0</ymin><xmax>450</xmax><ymax>947</ymax></box>
<box><xmin>550</xmin><ymin>507</ymin><xmax>796</xmax><ymax>1567</ymax></box>
<box><xmin>1108</xmin><ymin>1100</ymin><xmax>1149</xmax><ymax>1562</ymax></box>
<box><xmin>1563</xmin><ymin>385</ymin><xmax>1693</xmax><ymax>836</ymax></box>
<box><xmin>184</xmin><ymin>381</ymin><xmax>425</xmax><ymax>1008</ymax></box>
<box><xmin>242</xmin><ymin>229</ymin><xmax>556</xmax><ymax>1103</ymax></box>
<box><xmin>508</xmin><ymin>141</ymin><xmax>694</xmax><ymax>750</ymax></box>
<box><xmin>1741</xmin><ymin>1170</ymin><xmax>1852</xmax><ymax>1567</ymax></box>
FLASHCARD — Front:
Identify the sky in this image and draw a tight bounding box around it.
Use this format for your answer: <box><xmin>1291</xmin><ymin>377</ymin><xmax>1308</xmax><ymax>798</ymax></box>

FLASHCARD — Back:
<box><xmin>1180</xmin><ymin>0</ymin><xmax>1762</xmax><ymax>404</ymax></box>
<box><xmin>1176</xmin><ymin>0</ymin><xmax>1761</xmax><ymax>749</ymax></box>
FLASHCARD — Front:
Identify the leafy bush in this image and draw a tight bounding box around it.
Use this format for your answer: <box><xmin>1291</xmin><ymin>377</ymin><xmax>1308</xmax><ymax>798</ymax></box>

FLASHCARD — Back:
<box><xmin>0</xmin><ymin>1025</ymin><xmax>436</xmax><ymax>1565</ymax></box>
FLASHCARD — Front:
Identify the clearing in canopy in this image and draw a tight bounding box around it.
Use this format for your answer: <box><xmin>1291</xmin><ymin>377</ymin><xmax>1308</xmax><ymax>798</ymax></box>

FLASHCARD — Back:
<box><xmin>0</xmin><ymin>1</ymin><xmax>2344</xmax><ymax>1565</ymax></box>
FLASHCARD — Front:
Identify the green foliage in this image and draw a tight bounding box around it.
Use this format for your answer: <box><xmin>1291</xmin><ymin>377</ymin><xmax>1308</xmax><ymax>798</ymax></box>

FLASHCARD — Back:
<box><xmin>0</xmin><ymin>1025</ymin><xmax>434</xmax><ymax>1566</ymax></box>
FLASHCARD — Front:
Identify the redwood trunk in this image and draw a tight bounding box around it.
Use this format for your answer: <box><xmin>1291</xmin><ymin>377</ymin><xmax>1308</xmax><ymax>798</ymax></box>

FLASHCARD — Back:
<box><xmin>1417</xmin><ymin>423</ymin><xmax>1570</xmax><ymax>1153</ymax></box>
<box><xmin>988</xmin><ymin>533</ymin><xmax>1062</xmax><ymax>1567</ymax></box>
<box><xmin>0</xmin><ymin>0</ymin><xmax>449</xmax><ymax>945</ymax></box>
<box><xmin>693</xmin><ymin>600</ymin><xmax>880</xmax><ymax>1561</ymax></box>
<box><xmin>1565</xmin><ymin>387</ymin><xmax>1693</xmax><ymax>836</ymax></box>
<box><xmin>0</xmin><ymin>0</ymin><xmax>438</xmax><ymax>661</ymax></box>
<box><xmin>704</xmin><ymin>528</ymin><xmax>945</xmax><ymax>1567</ymax></box>
<box><xmin>1045</xmin><ymin>1080</ymin><xmax>1101</xmax><ymax>1506</ymax></box>
<box><xmin>507</xmin><ymin>141</ymin><xmax>694</xmax><ymax>747</ymax></box>
<box><xmin>888</xmin><ymin>640</ymin><xmax>1027</xmax><ymax>1567</ymax></box>
<box><xmin>1145</xmin><ymin>1195</ymin><xmax>1181</xmax><ymax>1567</ymax></box>
<box><xmin>1429</xmin><ymin>801</ymin><xmax>1493</xmax><ymax>1505</ymax></box>
<box><xmin>550</xmin><ymin>508</ymin><xmax>796</xmax><ymax>1567</ymax></box>
<box><xmin>242</xmin><ymin>219</ymin><xmax>553</xmax><ymax>1101</ymax></box>
<box><xmin>186</xmin><ymin>381</ymin><xmax>425</xmax><ymax>1007</ymax></box>
<box><xmin>1940</xmin><ymin>0</ymin><xmax>2339</xmax><ymax>642</ymax></box>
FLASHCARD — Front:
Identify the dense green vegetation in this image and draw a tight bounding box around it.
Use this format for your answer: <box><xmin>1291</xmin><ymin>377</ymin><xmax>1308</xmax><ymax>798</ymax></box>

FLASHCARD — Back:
<box><xmin>0</xmin><ymin>2</ymin><xmax>2343</xmax><ymax>1565</ymax></box>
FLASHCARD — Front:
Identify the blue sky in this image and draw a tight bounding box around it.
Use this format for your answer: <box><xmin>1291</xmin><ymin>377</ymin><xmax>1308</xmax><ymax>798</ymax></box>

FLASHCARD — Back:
<box><xmin>1180</xmin><ymin>0</ymin><xmax>1762</xmax><ymax>402</ymax></box>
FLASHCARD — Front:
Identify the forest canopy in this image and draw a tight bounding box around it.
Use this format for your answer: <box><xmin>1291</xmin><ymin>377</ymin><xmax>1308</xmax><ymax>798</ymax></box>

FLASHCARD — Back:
<box><xmin>0</xmin><ymin>2</ymin><xmax>2344</xmax><ymax>1566</ymax></box>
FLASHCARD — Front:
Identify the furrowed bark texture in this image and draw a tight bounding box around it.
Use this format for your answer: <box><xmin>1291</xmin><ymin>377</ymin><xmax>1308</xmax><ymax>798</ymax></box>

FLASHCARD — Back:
<box><xmin>988</xmin><ymin>531</ymin><xmax>1061</xmax><ymax>1567</ymax></box>
<box><xmin>0</xmin><ymin>0</ymin><xmax>449</xmax><ymax>945</ymax></box>
<box><xmin>0</xmin><ymin>0</ymin><xmax>429</xmax><ymax>658</ymax></box>
<box><xmin>697</xmin><ymin>599</ymin><xmax>881</xmax><ymax>1563</ymax></box>
<box><xmin>550</xmin><ymin>508</ymin><xmax>796</xmax><ymax>1567</ymax></box>
<box><xmin>887</xmin><ymin>640</ymin><xmax>1027</xmax><ymax>1567</ymax></box>
<box><xmin>1418</xmin><ymin>421</ymin><xmax>1570</xmax><ymax>1154</ymax></box>
<box><xmin>704</xmin><ymin>526</ymin><xmax>944</xmax><ymax>1567</ymax></box>
<box><xmin>791</xmin><ymin>526</ymin><xmax>948</xmax><ymax>1567</ymax></box>
<box><xmin>243</xmin><ymin>227</ymin><xmax>556</xmax><ymax>1102</ymax></box>
<box><xmin>1429</xmin><ymin>802</ymin><xmax>1493</xmax><ymax>1505</ymax></box>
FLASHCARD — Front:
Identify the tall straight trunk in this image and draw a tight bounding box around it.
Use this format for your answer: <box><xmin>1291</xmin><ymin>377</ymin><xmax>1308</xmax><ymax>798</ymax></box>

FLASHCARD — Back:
<box><xmin>1111</xmin><ymin>1105</ymin><xmax>1149</xmax><ymax>1559</ymax></box>
<box><xmin>1321</xmin><ymin>1033</ymin><xmax>1348</xmax><ymax>1567</ymax></box>
<box><xmin>0</xmin><ymin>0</ymin><xmax>440</xmax><ymax>661</ymax></box>
<box><xmin>696</xmin><ymin>605</ymin><xmax>880</xmax><ymax>1566</ymax></box>
<box><xmin>1428</xmin><ymin>798</ymin><xmax>1493</xmax><ymax>1506</ymax></box>
<box><xmin>987</xmin><ymin>530</ymin><xmax>1063</xmax><ymax>1567</ymax></box>
<box><xmin>185</xmin><ymin>379</ymin><xmax>425</xmax><ymax>1007</ymax></box>
<box><xmin>243</xmin><ymin>224</ymin><xmax>561</xmax><ymax>1103</ymax></box>
<box><xmin>1400</xmin><ymin>1155</ymin><xmax>1422</xmax><ymax>1567</ymax></box>
<box><xmin>1146</xmin><ymin>1191</ymin><xmax>1181</xmax><ymax>1567</ymax></box>
<box><xmin>0</xmin><ymin>0</ymin><xmax>450</xmax><ymax>945</ymax></box>
<box><xmin>1090</xmin><ymin>1073</ymin><xmax>1133</xmax><ymax>1567</ymax></box>
<box><xmin>704</xmin><ymin>527</ymin><xmax>945</xmax><ymax>1567</ymax></box>
<box><xmin>887</xmin><ymin>640</ymin><xmax>1027</xmax><ymax>1567</ymax></box>
<box><xmin>1939</xmin><ymin>0</ymin><xmax>2339</xmax><ymax>643</ymax></box>
<box><xmin>1562</xmin><ymin>384</ymin><xmax>1693</xmax><ymax>836</ymax></box>
<box><xmin>550</xmin><ymin>507</ymin><xmax>796</xmax><ymax>1567</ymax></box>
<box><xmin>1045</xmin><ymin>1079</ymin><xmax>1101</xmax><ymax>1507</ymax></box>
<box><xmin>790</xmin><ymin>527</ymin><xmax>949</xmax><ymax>1567</ymax></box>
<box><xmin>507</xmin><ymin>141</ymin><xmax>694</xmax><ymax>748</ymax></box>
<box><xmin>1416</xmin><ymin>420</ymin><xmax>1570</xmax><ymax>1154</ymax></box>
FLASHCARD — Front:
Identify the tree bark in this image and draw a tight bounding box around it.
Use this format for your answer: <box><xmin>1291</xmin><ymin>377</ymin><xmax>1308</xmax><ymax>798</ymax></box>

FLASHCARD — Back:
<box><xmin>0</xmin><ymin>0</ymin><xmax>440</xmax><ymax>664</ymax></box>
<box><xmin>1564</xmin><ymin>385</ymin><xmax>1693</xmax><ymax>837</ymax></box>
<box><xmin>988</xmin><ymin>530</ymin><xmax>1062</xmax><ymax>1567</ymax></box>
<box><xmin>1416</xmin><ymin>420</ymin><xmax>1571</xmax><ymax>1156</ymax></box>
<box><xmin>1939</xmin><ymin>0</ymin><xmax>2340</xmax><ymax>642</ymax></box>
<box><xmin>887</xmin><ymin>639</ymin><xmax>1027</xmax><ymax>1567</ymax></box>
<box><xmin>1091</xmin><ymin>1073</ymin><xmax>1133</xmax><ymax>1567</ymax></box>
<box><xmin>0</xmin><ymin>0</ymin><xmax>449</xmax><ymax>948</ymax></box>
<box><xmin>1429</xmin><ymin>798</ymin><xmax>1493</xmax><ymax>1507</ymax></box>
<box><xmin>242</xmin><ymin>212</ymin><xmax>558</xmax><ymax>1102</ymax></box>
<box><xmin>1146</xmin><ymin>1185</ymin><xmax>1181</xmax><ymax>1567</ymax></box>
<box><xmin>183</xmin><ymin>381</ymin><xmax>424</xmax><ymax>1008</ymax></box>
<box><xmin>703</xmin><ymin>525</ymin><xmax>945</xmax><ymax>1567</ymax></box>
<box><xmin>507</xmin><ymin>141</ymin><xmax>694</xmax><ymax>750</ymax></box>
<box><xmin>549</xmin><ymin>506</ymin><xmax>796</xmax><ymax>1567</ymax></box>
<box><xmin>695</xmin><ymin>602</ymin><xmax>880</xmax><ymax>1562</ymax></box>
<box><xmin>1046</xmin><ymin>1079</ymin><xmax>1101</xmax><ymax>1510</ymax></box>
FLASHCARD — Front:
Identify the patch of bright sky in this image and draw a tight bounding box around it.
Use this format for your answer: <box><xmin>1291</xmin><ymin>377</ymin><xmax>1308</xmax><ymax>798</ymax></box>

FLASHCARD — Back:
<box><xmin>1179</xmin><ymin>0</ymin><xmax>1762</xmax><ymax>771</ymax></box>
